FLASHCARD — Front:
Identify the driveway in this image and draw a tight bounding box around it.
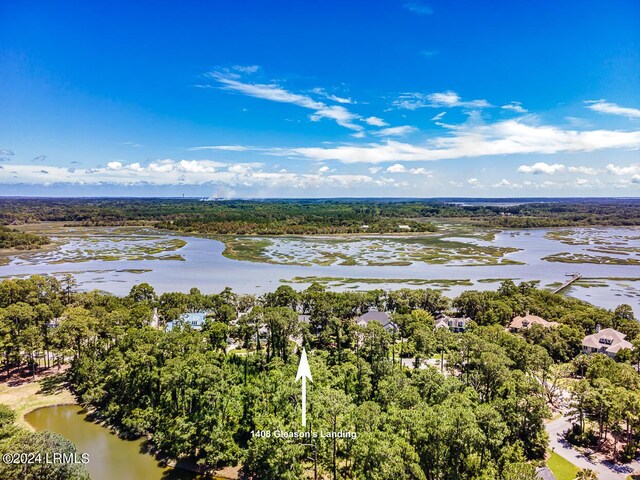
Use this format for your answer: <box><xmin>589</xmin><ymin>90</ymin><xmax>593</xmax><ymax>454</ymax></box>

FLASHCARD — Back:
<box><xmin>546</xmin><ymin>415</ymin><xmax>640</xmax><ymax>479</ymax></box>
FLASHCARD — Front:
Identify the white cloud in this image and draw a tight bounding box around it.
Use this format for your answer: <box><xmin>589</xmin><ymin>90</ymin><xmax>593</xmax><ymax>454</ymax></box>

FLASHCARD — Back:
<box><xmin>0</xmin><ymin>159</ymin><xmax>378</xmax><ymax>190</ymax></box>
<box><xmin>430</xmin><ymin>112</ymin><xmax>446</xmax><ymax>121</ymax></box>
<box><xmin>386</xmin><ymin>163</ymin><xmax>407</xmax><ymax>173</ymax></box>
<box><xmin>501</xmin><ymin>101</ymin><xmax>527</xmax><ymax>113</ymax></box>
<box><xmin>493</xmin><ymin>178</ymin><xmax>521</xmax><ymax>188</ymax></box>
<box><xmin>364</xmin><ymin>116</ymin><xmax>388</xmax><ymax>127</ymax></box>
<box><xmin>372</xmin><ymin>125</ymin><xmax>417</xmax><ymax>137</ymax></box>
<box><xmin>409</xmin><ymin>167</ymin><xmax>432</xmax><ymax>176</ymax></box>
<box><xmin>351</xmin><ymin>131</ymin><xmax>366</xmax><ymax>139</ymax></box>
<box><xmin>567</xmin><ymin>166</ymin><xmax>599</xmax><ymax>175</ymax></box>
<box><xmin>385</xmin><ymin>163</ymin><xmax>433</xmax><ymax>176</ymax></box>
<box><xmin>368</xmin><ymin>167</ymin><xmax>382</xmax><ymax>174</ymax></box>
<box><xmin>606</xmin><ymin>163</ymin><xmax>640</xmax><ymax>176</ymax></box>
<box><xmin>188</xmin><ymin>145</ymin><xmax>251</xmax><ymax>152</ymax></box>
<box><xmin>467</xmin><ymin>178</ymin><xmax>480</xmax><ymax>186</ymax></box>
<box><xmin>207</xmin><ymin>71</ymin><xmax>364</xmax><ymax>130</ymax></box>
<box><xmin>393</xmin><ymin>90</ymin><xmax>490</xmax><ymax>110</ymax></box>
<box><xmin>0</xmin><ymin>149</ymin><xmax>14</xmax><ymax>155</ymax></box>
<box><xmin>586</xmin><ymin>100</ymin><xmax>640</xmax><ymax>119</ymax></box>
<box><xmin>318</xmin><ymin>165</ymin><xmax>331</xmax><ymax>173</ymax></box>
<box><xmin>517</xmin><ymin>162</ymin><xmax>566</xmax><ymax>174</ymax></box>
<box><xmin>282</xmin><ymin>119</ymin><xmax>640</xmax><ymax>164</ymax></box>
<box><xmin>565</xmin><ymin>116</ymin><xmax>591</xmax><ymax>128</ymax></box>
<box><xmin>228</xmin><ymin>164</ymin><xmax>252</xmax><ymax>174</ymax></box>
<box><xmin>404</xmin><ymin>2</ymin><xmax>433</xmax><ymax>15</ymax></box>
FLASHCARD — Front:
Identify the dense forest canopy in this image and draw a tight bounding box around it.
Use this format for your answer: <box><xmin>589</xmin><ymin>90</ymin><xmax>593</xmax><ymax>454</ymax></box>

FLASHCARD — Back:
<box><xmin>1</xmin><ymin>275</ymin><xmax>639</xmax><ymax>479</ymax></box>
<box><xmin>1</xmin><ymin>198</ymin><xmax>639</xmax><ymax>236</ymax></box>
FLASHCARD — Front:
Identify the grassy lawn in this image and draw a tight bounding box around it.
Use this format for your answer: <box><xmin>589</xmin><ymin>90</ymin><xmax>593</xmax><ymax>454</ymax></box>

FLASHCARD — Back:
<box><xmin>547</xmin><ymin>450</ymin><xmax>579</xmax><ymax>480</ymax></box>
<box><xmin>0</xmin><ymin>371</ymin><xmax>76</xmax><ymax>429</ymax></box>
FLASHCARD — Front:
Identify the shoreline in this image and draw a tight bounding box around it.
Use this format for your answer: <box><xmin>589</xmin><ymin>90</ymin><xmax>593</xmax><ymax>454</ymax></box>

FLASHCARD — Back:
<box><xmin>0</xmin><ymin>367</ymin><xmax>77</xmax><ymax>430</ymax></box>
<box><xmin>0</xmin><ymin>369</ymin><xmax>239</xmax><ymax>479</ymax></box>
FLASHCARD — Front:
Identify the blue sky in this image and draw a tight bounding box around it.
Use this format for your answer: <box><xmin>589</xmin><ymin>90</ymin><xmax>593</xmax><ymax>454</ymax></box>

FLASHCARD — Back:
<box><xmin>1</xmin><ymin>0</ymin><xmax>639</xmax><ymax>197</ymax></box>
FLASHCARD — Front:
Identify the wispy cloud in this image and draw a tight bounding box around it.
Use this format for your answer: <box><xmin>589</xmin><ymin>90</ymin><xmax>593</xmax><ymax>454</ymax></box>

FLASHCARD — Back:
<box><xmin>404</xmin><ymin>2</ymin><xmax>433</xmax><ymax>15</ymax></box>
<box><xmin>393</xmin><ymin>90</ymin><xmax>491</xmax><ymax>110</ymax></box>
<box><xmin>431</xmin><ymin>112</ymin><xmax>446</xmax><ymax>121</ymax></box>
<box><xmin>0</xmin><ymin>149</ymin><xmax>14</xmax><ymax>156</ymax></box>
<box><xmin>311</xmin><ymin>88</ymin><xmax>356</xmax><ymax>105</ymax></box>
<box><xmin>420</xmin><ymin>50</ymin><xmax>438</xmax><ymax>58</ymax></box>
<box><xmin>33</xmin><ymin>155</ymin><xmax>47</xmax><ymax>162</ymax></box>
<box><xmin>501</xmin><ymin>101</ymin><xmax>527</xmax><ymax>113</ymax></box>
<box><xmin>282</xmin><ymin>119</ymin><xmax>640</xmax><ymax>163</ymax></box>
<box><xmin>586</xmin><ymin>100</ymin><xmax>640</xmax><ymax>119</ymax></box>
<box><xmin>372</xmin><ymin>125</ymin><xmax>417</xmax><ymax>137</ymax></box>
<box><xmin>232</xmin><ymin>65</ymin><xmax>260</xmax><ymax>74</ymax></box>
<box><xmin>567</xmin><ymin>165</ymin><xmax>599</xmax><ymax>175</ymax></box>
<box><xmin>205</xmin><ymin>70</ymin><xmax>364</xmax><ymax>131</ymax></box>
<box><xmin>188</xmin><ymin>145</ymin><xmax>254</xmax><ymax>152</ymax></box>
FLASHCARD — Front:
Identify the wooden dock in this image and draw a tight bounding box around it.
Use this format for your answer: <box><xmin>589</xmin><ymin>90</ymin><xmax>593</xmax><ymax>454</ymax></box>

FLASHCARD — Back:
<box><xmin>552</xmin><ymin>273</ymin><xmax>582</xmax><ymax>294</ymax></box>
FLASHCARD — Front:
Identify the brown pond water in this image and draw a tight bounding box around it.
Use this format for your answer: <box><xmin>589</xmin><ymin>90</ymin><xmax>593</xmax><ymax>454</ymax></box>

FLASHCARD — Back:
<box><xmin>25</xmin><ymin>405</ymin><xmax>221</xmax><ymax>480</ymax></box>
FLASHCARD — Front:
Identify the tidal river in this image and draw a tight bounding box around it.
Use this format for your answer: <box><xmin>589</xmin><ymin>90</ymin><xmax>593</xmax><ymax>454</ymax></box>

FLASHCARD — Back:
<box><xmin>1</xmin><ymin>226</ymin><xmax>639</xmax><ymax>316</ymax></box>
<box><xmin>25</xmin><ymin>405</ymin><xmax>216</xmax><ymax>480</ymax></box>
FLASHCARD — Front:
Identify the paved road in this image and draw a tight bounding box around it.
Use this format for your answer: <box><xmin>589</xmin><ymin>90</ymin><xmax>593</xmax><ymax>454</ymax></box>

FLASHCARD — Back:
<box><xmin>546</xmin><ymin>415</ymin><xmax>640</xmax><ymax>479</ymax></box>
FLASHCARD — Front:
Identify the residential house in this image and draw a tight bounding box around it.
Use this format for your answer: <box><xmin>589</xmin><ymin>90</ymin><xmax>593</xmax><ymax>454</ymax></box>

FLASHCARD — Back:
<box><xmin>509</xmin><ymin>313</ymin><xmax>558</xmax><ymax>332</ymax></box>
<box><xmin>166</xmin><ymin>311</ymin><xmax>208</xmax><ymax>331</ymax></box>
<box><xmin>435</xmin><ymin>314</ymin><xmax>471</xmax><ymax>333</ymax></box>
<box><xmin>581</xmin><ymin>326</ymin><xmax>633</xmax><ymax>357</ymax></box>
<box><xmin>356</xmin><ymin>308</ymin><xmax>396</xmax><ymax>331</ymax></box>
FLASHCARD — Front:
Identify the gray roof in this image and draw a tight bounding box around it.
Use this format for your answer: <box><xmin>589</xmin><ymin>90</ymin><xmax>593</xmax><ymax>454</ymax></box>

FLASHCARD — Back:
<box><xmin>357</xmin><ymin>311</ymin><xmax>391</xmax><ymax>324</ymax></box>
<box><xmin>356</xmin><ymin>311</ymin><xmax>397</xmax><ymax>330</ymax></box>
<box><xmin>535</xmin><ymin>467</ymin><xmax>556</xmax><ymax>480</ymax></box>
<box><xmin>582</xmin><ymin>327</ymin><xmax>633</xmax><ymax>354</ymax></box>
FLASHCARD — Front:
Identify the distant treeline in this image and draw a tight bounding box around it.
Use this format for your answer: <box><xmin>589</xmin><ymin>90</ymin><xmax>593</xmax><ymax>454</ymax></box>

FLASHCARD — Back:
<box><xmin>0</xmin><ymin>198</ymin><xmax>639</xmax><ymax>235</ymax></box>
<box><xmin>0</xmin><ymin>226</ymin><xmax>50</xmax><ymax>250</ymax></box>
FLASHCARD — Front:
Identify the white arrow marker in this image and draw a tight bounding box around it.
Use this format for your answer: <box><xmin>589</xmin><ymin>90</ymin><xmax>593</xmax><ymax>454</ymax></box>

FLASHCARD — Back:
<box><xmin>295</xmin><ymin>348</ymin><xmax>313</xmax><ymax>427</ymax></box>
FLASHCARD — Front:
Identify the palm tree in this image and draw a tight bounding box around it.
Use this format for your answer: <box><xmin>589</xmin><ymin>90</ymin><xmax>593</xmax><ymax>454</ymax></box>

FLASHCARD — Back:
<box><xmin>575</xmin><ymin>468</ymin><xmax>598</xmax><ymax>480</ymax></box>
